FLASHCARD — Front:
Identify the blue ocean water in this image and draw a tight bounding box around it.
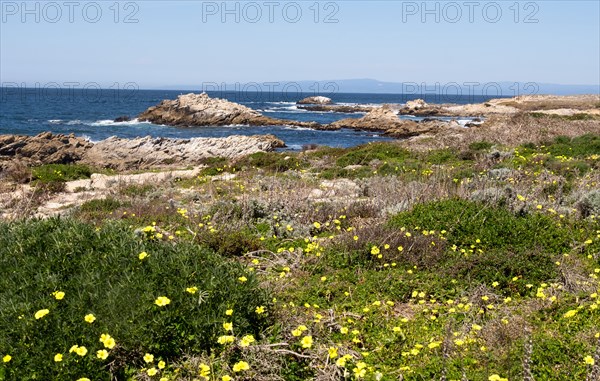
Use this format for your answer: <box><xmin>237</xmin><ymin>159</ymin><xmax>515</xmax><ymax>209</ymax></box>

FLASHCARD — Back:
<box><xmin>0</xmin><ymin>88</ymin><xmax>497</xmax><ymax>149</ymax></box>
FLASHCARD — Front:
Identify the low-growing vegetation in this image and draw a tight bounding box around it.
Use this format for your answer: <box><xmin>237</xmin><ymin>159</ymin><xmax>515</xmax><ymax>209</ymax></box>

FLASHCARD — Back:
<box><xmin>1</xmin><ymin>133</ymin><xmax>600</xmax><ymax>381</ymax></box>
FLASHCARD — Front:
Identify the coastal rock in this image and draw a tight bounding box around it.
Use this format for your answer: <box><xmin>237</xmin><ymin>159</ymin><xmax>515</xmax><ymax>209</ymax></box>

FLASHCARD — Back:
<box><xmin>81</xmin><ymin>135</ymin><xmax>285</xmax><ymax>170</ymax></box>
<box><xmin>114</xmin><ymin>115</ymin><xmax>131</xmax><ymax>122</ymax></box>
<box><xmin>138</xmin><ymin>92</ymin><xmax>320</xmax><ymax>128</ymax></box>
<box><xmin>328</xmin><ymin>105</ymin><xmax>400</xmax><ymax>131</ymax></box>
<box><xmin>297</xmin><ymin>96</ymin><xmax>332</xmax><ymax>105</ymax></box>
<box><xmin>326</xmin><ymin>105</ymin><xmax>450</xmax><ymax>138</ymax></box>
<box><xmin>405</xmin><ymin>99</ymin><xmax>428</xmax><ymax>111</ymax></box>
<box><xmin>297</xmin><ymin>104</ymin><xmax>374</xmax><ymax>113</ymax></box>
<box><xmin>0</xmin><ymin>132</ymin><xmax>93</xmax><ymax>165</ymax></box>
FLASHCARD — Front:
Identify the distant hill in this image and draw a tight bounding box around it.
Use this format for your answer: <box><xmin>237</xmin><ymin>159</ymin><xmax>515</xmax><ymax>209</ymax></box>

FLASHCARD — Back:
<box><xmin>156</xmin><ymin>78</ymin><xmax>599</xmax><ymax>96</ymax></box>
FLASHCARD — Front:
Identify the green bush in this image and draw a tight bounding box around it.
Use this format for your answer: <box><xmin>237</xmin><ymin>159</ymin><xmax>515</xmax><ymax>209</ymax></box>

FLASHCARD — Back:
<box><xmin>335</xmin><ymin>143</ymin><xmax>409</xmax><ymax>167</ymax></box>
<box><xmin>545</xmin><ymin>134</ymin><xmax>600</xmax><ymax>158</ymax></box>
<box><xmin>234</xmin><ymin>152</ymin><xmax>305</xmax><ymax>172</ymax></box>
<box><xmin>468</xmin><ymin>141</ymin><xmax>494</xmax><ymax>151</ymax></box>
<box><xmin>31</xmin><ymin>164</ymin><xmax>93</xmax><ymax>183</ymax></box>
<box><xmin>79</xmin><ymin>198</ymin><xmax>124</xmax><ymax>213</ymax></box>
<box><xmin>388</xmin><ymin>199</ymin><xmax>576</xmax><ymax>288</ymax></box>
<box><xmin>0</xmin><ymin>219</ymin><xmax>269</xmax><ymax>380</ymax></box>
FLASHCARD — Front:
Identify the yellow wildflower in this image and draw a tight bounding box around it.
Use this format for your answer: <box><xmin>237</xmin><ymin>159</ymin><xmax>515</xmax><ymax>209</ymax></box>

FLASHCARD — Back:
<box><xmin>154</xmin><ymin>296</ymin><xmax>171</xmax><ymax>307</ymax></box>
<box><xmin>301</xmin><ymin>335</ymin><xmax>313</xmax><ymax>348</ymax></box>
<box><xmin>218</xmin><ymin>335</ymin><xmax>235</xmax><ymax>344</ymax></box>
<box><xmin>199</xmin><ymin>363</ymin><xmax>210</xmax><ymax>378</ymax></box>
<box><xmin>328</xmin><ymin>347</ymin><xmax>338</xmax><ymax>359</ymax></box>
<box><xmin>584</xmin><ymin>355</ymin><xmax>595</xmax><ymax>365</ymax></box>
<box><xmin>52</xmin><ymin>291</ymin><xmax>65</xmax><ymax>300</ymax></box>
<box><xmin>96</xmin><ymin>350</ymin><xmax>109</xmax><ymax>360</ymax></box>
<box><xmin>233</xmin><ymin>361</ymin><xmax>250</xmax><ymax>372</ymax></box>
<box><xmin>34</xmin><ymin>309</ymin><xmax>50</xmax><ymax>320</ymax></box>
<box><xmin>239</xmin><ymin>335</ymin><xmax>255</xmax><ymax>347</ymax></box>
<box><xmin>186</xmin><ymin>286</ymin><xmax>198</xmax><ymax>294</ymax></box>
<box><xmin>84</xmin><ymin>314</ymin><xmax>96</xmax><ymax>323</ymax></box>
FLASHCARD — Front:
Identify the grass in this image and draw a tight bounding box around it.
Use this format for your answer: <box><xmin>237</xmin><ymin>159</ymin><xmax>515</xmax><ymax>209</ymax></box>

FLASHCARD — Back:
<box><xmin>31</xmin><ymin>164</ymin><xmax>93</xmax><ymax>183</ymax></box>
<box><xmin>1</xmin><ymin>133</ymin><xmax>600</xmax><ymax>380</ymax></box>
<box><xmin>529</xmin><ymin>113</ymin><xmax>598</xmax><ymax>121</ymax></box>
<box><xmin>0</xmin><ymin>219</ymin><xmax>269</xmax><ymax>380</ymax></box>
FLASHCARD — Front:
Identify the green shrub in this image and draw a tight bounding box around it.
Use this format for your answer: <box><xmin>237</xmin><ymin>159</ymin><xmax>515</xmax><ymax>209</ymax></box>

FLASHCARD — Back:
<box><xmin>234</xmin><ymin>152</ymin><xmax>305</xmax><ymax>172</ymax></box>
<box><xmin>79</xmin><ymin>198</ymin><xmax>124</xmax><ymax>213</ymax></box>
<box><xmin>31</xmin><ymin>164</ymin><xmax>92</xmax><ymax>183</ymax></box>
<box><xmin>335</xmin><ymin>143</ymin><xmax>409</xmax><ymax>167</ymax></box>
<box><xmin>388</xmin><ymin>199</ymin><xmax>575</xmax><ymax>288</ymax></box>
<box><xmin>545</xmin><ymin>134</ymin><xmax>600</xmax><ymax>158</ymax></box>
<box><xmin>468</xmin><ymin>141</ymin><xmax>494</xmax><ymax>151</ymax></box>
<box><xmin>424</xmin><ymin>148</ymin><xmax>458</xmax><ymax>164</ymax></box>
<box><xmin>391</xmin><ymin>199</ymin><xmax>571</xmax><ymax>254</ymax></box>
<box><xmin>0</xmin><ymin>219</ymin><xmax>269</xmax><ymax>380</ymax></box>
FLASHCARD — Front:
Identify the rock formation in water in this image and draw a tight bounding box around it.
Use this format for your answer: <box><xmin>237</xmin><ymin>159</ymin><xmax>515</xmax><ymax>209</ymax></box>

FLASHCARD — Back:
<box><xmin>138</xmin><ymin>93</ymin><xmax>320</xmax><ymax>128</ymax></box>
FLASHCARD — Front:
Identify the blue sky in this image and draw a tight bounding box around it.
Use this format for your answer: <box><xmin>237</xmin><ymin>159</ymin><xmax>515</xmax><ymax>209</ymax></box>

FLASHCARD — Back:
<box><xmin>1</xmin><ymin>1</ymin><xmax>599</xmax><ymax>89</ymax></box>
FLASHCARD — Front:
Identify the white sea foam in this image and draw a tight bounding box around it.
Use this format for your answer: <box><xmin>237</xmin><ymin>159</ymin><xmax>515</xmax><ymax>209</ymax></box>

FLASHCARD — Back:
<box><xmin>48</xmin><ymin>119</ymin><xmax>64</xmax><ymax>124</ymax></box>
<box><xmin>457</xmin><ymin>119</ymin><xmax>484</xmax><ymax>127</ymax></box>
<box><xmin>267</xmin><ymin>101</ymin><xmax>296</xmax><ymax>105</ymax></box>
<box><xmin>89</xmin><ymin>118</ymin><xmax>149</xmax><ymax>127</ymax></box>
<box><xmin>283</xmin><ymin>125</ymin><xmax>314</xmax><ymax>131</ymax></box>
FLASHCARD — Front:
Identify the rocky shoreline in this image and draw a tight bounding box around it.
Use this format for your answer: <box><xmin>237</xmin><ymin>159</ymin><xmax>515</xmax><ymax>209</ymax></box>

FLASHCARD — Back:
<box><xmin>0</xmin><ymin>132</ymin><xmax>285</xmax><ymax>170</ymax></box>
<box><xmin>1</xmin><ymin>94</ymin><xmax>597</xmax><ymax>170</ymax></box>
<box><xmin>136</xmin><ymin>93</ymin><xmax>600</xmax><ymax>138</ymax></box>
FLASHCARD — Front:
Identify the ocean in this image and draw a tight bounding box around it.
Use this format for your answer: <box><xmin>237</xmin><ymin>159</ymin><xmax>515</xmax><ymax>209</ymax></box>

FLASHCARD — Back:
<box><xmin>0</xmin><ymin>88</ymin><xmax>499</xmax><ymax>149</ymax></box>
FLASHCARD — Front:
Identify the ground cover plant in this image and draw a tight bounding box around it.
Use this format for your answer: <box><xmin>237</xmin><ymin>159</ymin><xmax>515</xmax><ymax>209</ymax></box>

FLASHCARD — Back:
<box><xmin>1</xmin><ymin>132</ymin><xmax>600</xmax><ymax>381</ymax></box>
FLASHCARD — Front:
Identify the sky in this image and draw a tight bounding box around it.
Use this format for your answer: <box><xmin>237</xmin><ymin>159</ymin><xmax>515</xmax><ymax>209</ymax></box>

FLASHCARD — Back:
<box><xmin>1</xmin><ymin>0</ymin><xmax>599</xmax><ymax>90</ymax></box>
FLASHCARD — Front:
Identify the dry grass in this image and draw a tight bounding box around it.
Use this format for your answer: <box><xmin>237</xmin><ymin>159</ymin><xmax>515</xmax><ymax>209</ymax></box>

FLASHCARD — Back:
<box><xmin>405</xmin><ymin>113</ymin><xmax>600</xmax><ymax>151</ymax></box>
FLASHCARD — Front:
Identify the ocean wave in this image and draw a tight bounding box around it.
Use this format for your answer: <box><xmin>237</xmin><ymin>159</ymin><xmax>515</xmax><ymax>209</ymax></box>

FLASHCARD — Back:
<box><xmin>79</xmin><ymin>134</ymin><xmax>100</xmax><ymax>143</ymax></box>
<box><xmin>457</xmin><ymin>119</ymin><xmax>483</xmax><ymax>127</ymax></box>
<box><xmin>48</xmin><ymin>119</ymin><xmax>64</xmax><ymax>124</ymax></box>
<box><xmin>283</xmin><ymin>125</ymin><xmax>315</xmax><ymax>131</ymax></box>
<box><xmin>89</xmin><ymin>118</ymin><xmax>150</xmax><ymax>127</ymax></box>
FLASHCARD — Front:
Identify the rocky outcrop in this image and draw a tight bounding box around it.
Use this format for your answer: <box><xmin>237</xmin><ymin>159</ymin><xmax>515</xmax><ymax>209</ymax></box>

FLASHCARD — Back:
<box><xmin>297</xmin><ymin>96</ymin><xmax>332</xmax><ymax>105</ymax></box>
<box><xmin>0</xmin><ymin>132</ymin><xmax>93</xmax><ymax>165</ymax></box>
<box><xmin>81</xmin><ymin>135</ymin><xmax>285</xmax><ymax>170</ymax></box>
<box><xmin>328</xmin><ymin>105</ymin><xmax>402</xmax><ymax>131</ymax></box>
<box><xmin>297</xmin><ymin>104</ymin><xmax>374</xmax><ymax>113</ymax></box>
<box><xmin>323</xmin><ymin>105</ymin><xmax>452</xmax><ymax>138</ymax></box>
<box><xmin>114</xmin><ymin>116</ymin><xmax>131</xmax><ymax>122</ymax></box>
<box><xmin>138</xmin><ymin>92</ymin><xmax>320</xmax><ymax>128</ymax></box>
<box><xmin>405</xmin><ymin>99</ymin><xmax>428</xmax><ymax>111</ymax></box>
